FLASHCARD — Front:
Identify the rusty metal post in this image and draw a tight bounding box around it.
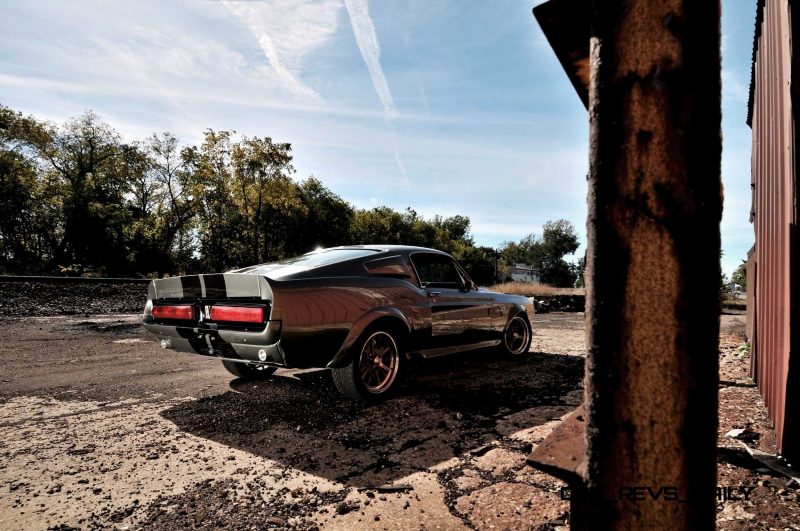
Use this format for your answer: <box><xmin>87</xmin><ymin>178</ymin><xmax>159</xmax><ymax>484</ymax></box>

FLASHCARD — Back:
<box><xmin>584</xmin><ymin>1</ymin><xmax>722</xmax><ymax>528</ymax></box>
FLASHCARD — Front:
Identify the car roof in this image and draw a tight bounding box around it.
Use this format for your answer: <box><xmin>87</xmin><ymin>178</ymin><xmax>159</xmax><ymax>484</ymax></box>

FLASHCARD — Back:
<box><xmin>322</xmin><ymin>245</ymin><xmax>448</xmax><ymax>254</ymax></box>
<box><xmin>227</xmin><ymin>245</ymin><xmax>452</xmax><ymax>276</ymax></box>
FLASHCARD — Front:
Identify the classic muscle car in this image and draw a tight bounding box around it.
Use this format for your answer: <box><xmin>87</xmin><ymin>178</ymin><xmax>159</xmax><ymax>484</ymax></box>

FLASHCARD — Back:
<box><xmin>142</xmin><ymin>245</ymin><xmax>534</xmax><ymax>400</ymax></box>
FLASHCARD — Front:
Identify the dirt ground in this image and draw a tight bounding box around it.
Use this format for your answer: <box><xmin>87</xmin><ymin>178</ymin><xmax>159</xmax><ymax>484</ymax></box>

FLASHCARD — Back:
<box><xmin>0</xmin><ymin>311</ymin><xmax>797</xmax><ymax>530</ymax></box>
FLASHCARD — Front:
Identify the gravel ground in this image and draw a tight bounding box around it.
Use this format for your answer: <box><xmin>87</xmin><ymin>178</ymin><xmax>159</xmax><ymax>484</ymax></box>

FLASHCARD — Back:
<box><xmin>0</xmin><ymin>294</ymin><xmax>797</xmax><ymax>529</ymax></box>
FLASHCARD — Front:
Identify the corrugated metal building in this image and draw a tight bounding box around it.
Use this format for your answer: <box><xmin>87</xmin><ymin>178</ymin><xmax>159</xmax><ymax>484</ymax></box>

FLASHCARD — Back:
<box><xmin>747</xmin><ymin>0</ymin><xmax>800</xmax><ymax>465</ymax></box>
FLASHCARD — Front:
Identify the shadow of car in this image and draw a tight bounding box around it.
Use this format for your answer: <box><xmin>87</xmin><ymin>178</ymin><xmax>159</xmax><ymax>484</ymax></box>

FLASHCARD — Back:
<box><xmin>160</xmin><ymin>349</ymin><xmax>583</xmax><ymax>487</ymax></box>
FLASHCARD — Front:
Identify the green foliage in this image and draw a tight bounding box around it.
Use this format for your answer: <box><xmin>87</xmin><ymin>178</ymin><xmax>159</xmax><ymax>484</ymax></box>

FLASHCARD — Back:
<box><xmin>295</xmin><ymin>177</ymin><xmax>354</xmax><ymax>251</ymax></box>
<box><xmin>720</xmin><ymin>272</ymin><xmax>732</xmax><ymax>296</ymax></box>
<box><xmin>736</xmin><ymin>342</ymin><xmax>750</xmax><ymax>358</ymax></box>
<box><xmin>350</xmin><ymin>208</ymin><xmax>474</xmax><ymax>255</ymax></box>
<box><xmin>0</xmin><ymin>104</ymin><xmax>521</xmax><ymax>281</ymax></box>
<box><xmin>0</xmin><ymin>106</ymin><xmax>57</xmax><ymax>273</ymax></box>
<box><xmin>453</xmin><ymin>245</ymin><xmax>496</xmax><ymax>286</ymax></box>
<box><xmin>732</xmin><ymin>261</ymin><xmax>746</xmax><ymax>291</ymax></box>
<box><xmin>572</xmin><ymin>256</ymin><xmax>586</xmax><ymax>288</ymax></box>
<box><xmin>499</xmin><ymin>219</ymin><xmax>580</xmax><ymax>287</ymax></box>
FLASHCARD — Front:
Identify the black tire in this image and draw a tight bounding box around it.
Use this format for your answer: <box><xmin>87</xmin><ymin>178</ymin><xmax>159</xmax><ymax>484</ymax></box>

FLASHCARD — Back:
<box><xmin>221</xmin><ymin>359</ymin><xmax>277</xmax><ymax>379</ymax></box>
<box><xmin>331</xmin><ymin>328</ymin><xmax>402</xmax><ymax>400</ymax></box>
<box><xmin>502</xmin><ymin>314</ymin><xmax>532</xmax><ymax>356</ymax></box>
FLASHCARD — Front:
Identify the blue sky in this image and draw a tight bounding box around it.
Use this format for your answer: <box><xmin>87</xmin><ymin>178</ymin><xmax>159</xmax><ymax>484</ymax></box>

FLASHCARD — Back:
<box><xmin>1</xmin><ymin>0</ymin><xmax>755</xmax><ymax>276</ymax></box>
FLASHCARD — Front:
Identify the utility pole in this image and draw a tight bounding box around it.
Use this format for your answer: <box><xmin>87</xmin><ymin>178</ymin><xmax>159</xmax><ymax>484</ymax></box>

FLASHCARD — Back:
<box><xmin>584</xmin><ymin>1</ymin><xmax>722</xmax><ymax>528</ymax></box>
<box><xmin>530</xmin><ymin>1</ymin><xmax>722</xmax><ymax>526</ymax></box>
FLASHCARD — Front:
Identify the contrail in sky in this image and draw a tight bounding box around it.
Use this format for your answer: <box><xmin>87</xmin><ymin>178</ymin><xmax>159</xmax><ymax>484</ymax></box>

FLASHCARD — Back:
<box><xmin>345</xmin><ymin>0</ymin><xmax>408</xmax><ymax>185</ymax></box>
<box><xmin>344</xmin><ymin>0</ymin><xmax>396</xmax><ymax>117</ymax></box>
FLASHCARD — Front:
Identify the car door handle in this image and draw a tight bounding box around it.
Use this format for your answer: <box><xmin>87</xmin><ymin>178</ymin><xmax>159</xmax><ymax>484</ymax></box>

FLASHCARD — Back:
<box><xmin>427</xmin><ymin>291</ymin><xmax>442</xmax><ymax>298</ymax></box>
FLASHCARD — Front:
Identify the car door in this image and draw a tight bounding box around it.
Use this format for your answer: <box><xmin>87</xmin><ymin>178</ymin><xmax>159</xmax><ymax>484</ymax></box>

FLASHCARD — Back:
<box><xmin>410</xmin><ymin>252</ymin><xmax>495</xmax><ymax>350</ymax></box>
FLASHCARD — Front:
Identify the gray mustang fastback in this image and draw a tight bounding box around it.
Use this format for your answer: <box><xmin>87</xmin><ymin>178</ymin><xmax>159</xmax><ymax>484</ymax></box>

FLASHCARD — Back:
<box><xmin>142</xmin><ymin>245</ymin><xmax>534</xmax><ymax>399</ymax></box>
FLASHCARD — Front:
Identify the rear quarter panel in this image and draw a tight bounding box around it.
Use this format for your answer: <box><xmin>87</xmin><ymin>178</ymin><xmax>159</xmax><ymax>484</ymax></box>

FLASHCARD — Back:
<box><xmin>269</xmin><ymin>276</ymin><xmax>427</xmax><ymax>367</ymax></box>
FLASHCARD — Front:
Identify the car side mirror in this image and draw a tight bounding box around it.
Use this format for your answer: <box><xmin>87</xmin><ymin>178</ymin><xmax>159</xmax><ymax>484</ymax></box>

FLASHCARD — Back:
<box><xmin>463</xmin><ymin>278</ymin><xmax>476</xmax><ymax>291</ymax></box>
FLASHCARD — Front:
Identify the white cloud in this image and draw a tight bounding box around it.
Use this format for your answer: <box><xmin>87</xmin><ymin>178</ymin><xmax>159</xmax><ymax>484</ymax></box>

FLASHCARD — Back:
<box><xmin>221</xmin><ymin>0</ymin><xmax>343</xmax><ymax>101</ymax></box>
<box><xmin>0</xmin><ymin>73</ymin><xmax>84</xmax><ymax>93</ymax></box>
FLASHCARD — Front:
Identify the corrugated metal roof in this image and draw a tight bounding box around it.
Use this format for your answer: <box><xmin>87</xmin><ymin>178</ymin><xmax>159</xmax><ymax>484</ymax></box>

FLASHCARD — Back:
<box><xmin>747</xmin><ymin>0</ymin><xmax>766</xmax><ymax>126</ymax></box>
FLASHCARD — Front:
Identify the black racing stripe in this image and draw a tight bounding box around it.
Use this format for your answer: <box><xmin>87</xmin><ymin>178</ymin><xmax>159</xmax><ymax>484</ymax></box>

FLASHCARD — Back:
<box><xmin>180</xmin><ymin>276</ymin><xmax>202</xmax><ymax>299</ymax></box>
<box><xmin>203</xmin><ymin>274</ymin><xmax>227</xmax><ymax>299</ymax></box>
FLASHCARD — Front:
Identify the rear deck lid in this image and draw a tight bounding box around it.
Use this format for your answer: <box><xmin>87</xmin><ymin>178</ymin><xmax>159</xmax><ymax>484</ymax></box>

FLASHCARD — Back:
<box><xmin>151</xmin><ymin>273</ymin><xmax>271</xmax><ymax>301</ymax></box>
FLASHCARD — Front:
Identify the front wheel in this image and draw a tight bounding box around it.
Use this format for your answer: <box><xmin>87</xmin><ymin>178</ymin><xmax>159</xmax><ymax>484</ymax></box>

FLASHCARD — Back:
<box><xmin>502</xmin><ymin>315</ymin><xmax>532</xmax><ymax>356</ymax></box>
<box><xmin>221</xmin><ymin>359</ymin><xmax>277</xmax><ymax>379</ymax></box>
<box><xmin>331</xmin><ymin>329</ymin><xmax>402</xmax><ymax>400</ymax></box>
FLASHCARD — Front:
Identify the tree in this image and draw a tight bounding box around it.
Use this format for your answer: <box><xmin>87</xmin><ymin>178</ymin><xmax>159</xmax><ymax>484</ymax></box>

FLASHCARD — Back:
<box><xmin>146</xmin><ymin>133</ymin><xmax>197</xmax><ymax>274</ymax></box>
<box><xmin>25</xmin><ymin>111</ymin><xmax>135</xmax><ymax>275</ymax></box>
<box><xmin>541</xmin><ymin>219</ymin><xmax>579</xmax><ymax>257</ymax></box>
<box><xmin>229</xmin><ymin>135</ymin><xmax>297</xmax><ymax>264</ymax></box>
<box><xmin>454</xmin><ymin>245</ymin><xmax>496</xmax><ymax>286</ymax></box>
<box><xmin>732</xmin><ymin>261</ymin><xmax>746</xmax><ymax>291</ymax></box>
<box><xmin>295</xmin><ymin>177</ymin><xmax>355</xmax><ymax>251</ymax></box>
<box><xmin>538</xmin><ymin>219</ymin><xmax>579</xmax><ymax>286</ymax></box>
<box><xmin>499</xmin><ymin>219</ymin><xmax>580</xmax><ymax>287</ymax></box>
<box><xmin>0</xmin><ymin>106</ymin><xmax>53</xmax><ymax>273</ymax></box>
<box><xmin>351</xmin><ymin>207</ymin><xmax>409</xmax><ymax>245</ymax></box>
<box><xmin>573</xmin><ymin>256</ymin><xmax>587</xmax><ymax>288</ymax></box>
<box><xmin>0</xmin><ymin>104</ymin><xmax>501</xmax><ymax>278</ymax></box>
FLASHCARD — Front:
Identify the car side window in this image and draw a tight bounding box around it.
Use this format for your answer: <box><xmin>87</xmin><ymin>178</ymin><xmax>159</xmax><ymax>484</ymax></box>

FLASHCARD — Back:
<box><xmin>411</xmin><ymin>253</ymin><xmax>463</xmax><ymax>289</ymax></box>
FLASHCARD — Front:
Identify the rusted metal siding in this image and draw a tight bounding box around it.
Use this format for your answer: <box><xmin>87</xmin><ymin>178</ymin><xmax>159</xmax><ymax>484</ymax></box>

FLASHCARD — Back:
<box><xmin>745</xmin><ymin>245</ymin><xmax>756</xmax><ymax>344</ymax></box>
<box><xmin>749</xmin><ymin>0</ymin><xmax>798</xmax><ymax>463</ymax></box>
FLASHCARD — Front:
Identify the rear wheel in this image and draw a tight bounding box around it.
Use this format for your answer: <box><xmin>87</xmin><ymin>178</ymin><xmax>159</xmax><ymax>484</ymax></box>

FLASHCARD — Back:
<box><xmin>332</xmin><ymin>329</ymin><xmax>401</xmax><ymax>400</ymax></box>
<box><xmin>221</xmin><ymin>359</ymin><xmax>277</xmax><ymax>379</ymax></box>
<box><xmin>502</xmin><ymin>315</ymin><xmax>532</xmax><ymax>356</ymax></box>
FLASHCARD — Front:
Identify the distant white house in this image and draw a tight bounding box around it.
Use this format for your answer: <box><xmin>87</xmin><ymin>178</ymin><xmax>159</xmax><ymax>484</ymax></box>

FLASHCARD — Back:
<box><xmin>509</xmin><ymin>263</ymin><xmax>540</xmax><ymax>283</ymax></box>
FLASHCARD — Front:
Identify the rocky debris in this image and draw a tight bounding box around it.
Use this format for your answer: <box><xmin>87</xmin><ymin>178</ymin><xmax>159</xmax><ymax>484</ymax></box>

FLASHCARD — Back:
<box><xmin>161</xmin><ymin>374</ymin><xmax>366</xmax><ymax>436</ymax></box>
<box><xmin>471</xmin><ymin>448</ymin><xmax>526</xmax><ymax>477</ymax></box>
<box><xmin>358</xmin><ymin>484</ymin><xmax>414</xmax><ymax>494</ymax></box>
<box><xmin>335</xmin><ymin>500</ymin><xmax>358</xmax><ymax>515</ymax></box>
<box><xmin>454</xmin><ymin>482</ymin><xmax>567</xmax><ymax>529</ymax></box>
<box><xmin>0</xmin><ymin>281</ymin><xmax>147</xmax><ymax>316</ymax></box>
<box><xmin>532</xmin><ymin>295</ymin><xmax>585</xmax><ymax>314</ymax></box>
<box><xmin>724</xmin><ymin>427</ymin><xmax>760</xmax><ymax>443</ymax></box>
<box><xmin>138</xmin><ymin>479</ymin><xmax>347</xmax><ymax>530</ymax></box>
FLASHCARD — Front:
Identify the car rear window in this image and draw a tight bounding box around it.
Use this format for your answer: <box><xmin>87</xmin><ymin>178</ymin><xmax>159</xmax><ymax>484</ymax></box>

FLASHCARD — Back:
<box><xmin>231</xmin><ymin>248</ymin><xmax>380</xmax><ymax>278</ymax></box>
<box><xmin>277</xmin><ymin>248</ymin><xmax>379</xmax><ymax>268</ymax></box>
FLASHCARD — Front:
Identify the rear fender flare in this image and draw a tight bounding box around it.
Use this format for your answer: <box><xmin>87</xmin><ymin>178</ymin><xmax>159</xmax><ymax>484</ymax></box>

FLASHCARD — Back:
<box><xmin>503</xmin><ymin>303</ymin><xmax>532</xmax><ymax>331</ymax></box>
<box><xmin>326</xmin><ymin>307</ymin><xmax>411</xmax><ymax>368</ymax></box>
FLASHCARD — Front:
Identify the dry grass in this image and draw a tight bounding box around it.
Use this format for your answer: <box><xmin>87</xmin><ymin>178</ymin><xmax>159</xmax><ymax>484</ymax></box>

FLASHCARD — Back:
<box><xmin>487</xmin><ymin>282</ymin><xmax>585</xmax><ymax>297</ymax></box>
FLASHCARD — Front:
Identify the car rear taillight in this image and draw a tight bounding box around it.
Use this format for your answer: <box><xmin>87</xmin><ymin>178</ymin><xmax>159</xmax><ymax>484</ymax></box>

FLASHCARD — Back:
<box><xmin>152</xmin><ymin>305</ymin><xmax>194</xmax><ymax>320</ymax></box>
<box><xmin>209</xmin><ymin>305</ymin><xmax>264</xmax><ymax>323</ymax></box>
